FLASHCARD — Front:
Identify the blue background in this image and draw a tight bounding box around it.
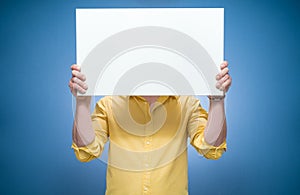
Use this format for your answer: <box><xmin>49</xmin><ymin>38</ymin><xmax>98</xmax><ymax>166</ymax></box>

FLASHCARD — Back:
<box><xmin>1</xmin><ymin>0</ymin><xmax>299</xmax><ymax>194</ymax></box>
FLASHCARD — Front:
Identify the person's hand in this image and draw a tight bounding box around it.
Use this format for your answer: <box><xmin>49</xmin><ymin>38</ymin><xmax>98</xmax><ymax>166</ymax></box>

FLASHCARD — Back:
<box><xmin>68</xmin><ymin>64</ymin><xmax>89</xmax><ymax>99</ymax></box>
<box><xmin>215</xmin><ymin>61</ymin><xmax>232</xmax><ymax>93</ymax></box>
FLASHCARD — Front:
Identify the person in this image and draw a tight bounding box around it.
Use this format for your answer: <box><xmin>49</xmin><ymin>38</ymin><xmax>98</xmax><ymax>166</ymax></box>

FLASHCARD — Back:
<box><xmin>68</xmin><ymin>61</ymin><xmax>232</xmax><ymax>195</ymax></box>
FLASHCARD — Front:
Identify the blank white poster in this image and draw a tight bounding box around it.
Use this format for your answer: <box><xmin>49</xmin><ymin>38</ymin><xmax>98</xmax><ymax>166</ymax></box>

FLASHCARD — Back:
<box><xmin>76</xmin><ymin>8</ymin><xmax>224</xmax><ymax>96</ymax></box>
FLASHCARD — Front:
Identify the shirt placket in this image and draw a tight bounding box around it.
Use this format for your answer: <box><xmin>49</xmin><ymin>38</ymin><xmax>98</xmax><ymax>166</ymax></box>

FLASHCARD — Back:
<box><xmin>142</xmin><ymin>146</ymin><xmax>151</xmax><ymax>194</ymax></box>
<box><xmin>142</xmin><ymin>101</ymin><xmax>152</xmax><ymax>195</ymax></box>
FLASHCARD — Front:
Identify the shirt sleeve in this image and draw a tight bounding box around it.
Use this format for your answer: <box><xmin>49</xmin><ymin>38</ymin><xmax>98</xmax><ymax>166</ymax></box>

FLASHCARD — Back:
<box><xmin>187</xmin><ymin>97</ymin><xmax>227</xmax><ymax>160</ymax></box>
<box><xmin>71</xmin><ymin>97</ymin><xmax>109</xmax><ymax>162</ymax></box>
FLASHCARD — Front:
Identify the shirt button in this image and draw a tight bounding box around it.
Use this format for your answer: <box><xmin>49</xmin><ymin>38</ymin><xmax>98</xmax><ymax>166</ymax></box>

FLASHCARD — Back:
<box><xmin>146</xmin><ymin>141</ymin><xmax>150</xmax><ymax>145</ymax></box>
<box><xmin>144</xmin><ymin>186</ymin><xmax>148</xmax><ymax>191</ymax></box>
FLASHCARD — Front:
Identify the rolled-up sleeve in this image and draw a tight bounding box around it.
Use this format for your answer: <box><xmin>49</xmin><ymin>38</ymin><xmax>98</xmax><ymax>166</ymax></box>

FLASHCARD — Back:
<box><xmin>187</xmin><ymin>97</ymin><xmax>227</xmax><ymax>160</ymax></box>
<box><xmin>71</xmin><ymin>97</ymin><xmax>109</xmax><ymax>162</ymax></box>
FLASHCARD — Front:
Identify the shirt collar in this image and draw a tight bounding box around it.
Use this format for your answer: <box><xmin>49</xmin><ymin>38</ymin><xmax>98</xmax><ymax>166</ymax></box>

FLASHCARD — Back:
<box><xmin>131</xmin><ymin>96</ymin><xmax>179</xmax><ymax>103</ymax></box>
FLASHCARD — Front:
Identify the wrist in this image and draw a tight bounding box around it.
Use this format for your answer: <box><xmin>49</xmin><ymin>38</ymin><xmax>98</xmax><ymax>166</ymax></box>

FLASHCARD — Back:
<box><xmin>208</xmin><ymin>95</ymin><xmax>225</xmax><ymax>102</ymax></box>
<box><xmin>76</xmin><ymin>96</ymin><xmax>91</xmax><ymax>105</ymax></box>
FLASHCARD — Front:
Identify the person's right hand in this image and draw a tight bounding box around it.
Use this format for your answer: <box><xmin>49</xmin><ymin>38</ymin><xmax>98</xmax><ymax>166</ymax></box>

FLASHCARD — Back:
<box><xmin>69</xmin><ymin>64</ymin><xmax>88</xmax><ymax>97</ymax></box>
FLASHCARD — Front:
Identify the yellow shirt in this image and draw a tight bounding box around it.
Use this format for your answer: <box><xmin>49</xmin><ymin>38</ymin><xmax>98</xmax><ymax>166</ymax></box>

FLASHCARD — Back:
<box><xmin>71</xmin><ymin>96</ymin><xmax>226</xmax><ymax>195</ymax></box>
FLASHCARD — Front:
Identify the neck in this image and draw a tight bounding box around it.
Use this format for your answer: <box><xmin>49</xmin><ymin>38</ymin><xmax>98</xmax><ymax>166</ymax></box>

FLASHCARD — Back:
<box><xmin>141</xmin><ymin>96</ymin><xmax>160</xmax><ymax>105</ymax></box>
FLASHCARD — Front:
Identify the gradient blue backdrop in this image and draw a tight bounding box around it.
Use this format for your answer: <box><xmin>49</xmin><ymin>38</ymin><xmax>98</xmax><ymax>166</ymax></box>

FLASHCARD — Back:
<box><xmin>1</xmin><ymin>0</ymin><xmax>299</xmax><ymax>194</ymax></box>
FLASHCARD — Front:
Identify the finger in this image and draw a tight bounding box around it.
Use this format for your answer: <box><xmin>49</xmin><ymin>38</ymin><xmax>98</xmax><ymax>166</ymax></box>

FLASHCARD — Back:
<box><xmin>73</xmin><ymin>83</ymin><xmax>87</xmax><ymax>94</ymax></box>
<box><xmin>221</xmin><ymin>77</ymin><xmax>232</xmax><ymax>92</ymax></box>
<box><xmin>220</xmin><ymin>61</ymin><xmax>228</xmax><ymax>69</ymax></box>
<box><xmin>216</xmin><ymin>67</ymin><xmax>229</xmax><ymax>80</ymax></box>
<box><xmin>68</xmin><ymin>80</ymin><xmax>74</xmax><ymax>90</ymax></box>
<box><xmin>70</xmin><ymin>64</ymin><xmax>81</xmax><ymax>71</ymax></box>
<box><xmin>72</xmin><ymin>70</ymin><xmax>86</xmax><ymax>81</ymax></box>
<box><xmin>216</xmin><ymin>79</ymin><xmax>224</xmax><ymax>89</ymax></box>
<box><xmin>217</xmin><ymin>74</ymin><xmax>230</xmax><ymax>87</ymax></box>
<box><xmin>72</xmin><ymin>77</ymin><xmax>88</xmax><ymax>90</ymax></box>
<box><xmin>69</xmin><ymin>81</ymin><xmax>78</xmax><ymax>96</ymax></box>
<box><xmin>216</xmin><ymin>82</ymin><xmax>221</xmax><ymax>90</ymax></box>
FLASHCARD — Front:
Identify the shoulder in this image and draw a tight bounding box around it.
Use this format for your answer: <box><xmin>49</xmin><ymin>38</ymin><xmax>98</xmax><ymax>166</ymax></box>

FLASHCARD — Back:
<box><xmin>96</xmin><ymin>96</ymin><xmax>128</xmax><ymax>107</ymax></box>
<box><xmin>95</xmin><ymin>96</ymin><xmax>112</xmax><ymax>109</ymax></box>
<box><xmin>173</xmin><ymin>96</ymin><xmax>203</xmax><ymax>116</ymax></box>
<box><xmin>177</xmin><ymin>95</ymin><xmax>200</xmax><ymax>108</ymax></box>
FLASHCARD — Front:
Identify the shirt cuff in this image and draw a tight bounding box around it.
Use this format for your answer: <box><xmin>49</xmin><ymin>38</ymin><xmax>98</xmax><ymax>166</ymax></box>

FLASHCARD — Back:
<box><xmin>71</xmin><ymin>138</ymin><xmax>101</xmax><ymax>162</ymax></box>
<box><xmin>191</xmin><ymin>133</ymin><xmax>227</xmax><ymax>160</ymax></box>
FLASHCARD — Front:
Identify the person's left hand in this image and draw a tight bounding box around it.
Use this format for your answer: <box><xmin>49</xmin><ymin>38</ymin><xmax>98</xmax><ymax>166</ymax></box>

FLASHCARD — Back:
<box><xmin>215</xmin><ymin>61</ymin><xmax>232</xmax><ymax>93</ymax></box>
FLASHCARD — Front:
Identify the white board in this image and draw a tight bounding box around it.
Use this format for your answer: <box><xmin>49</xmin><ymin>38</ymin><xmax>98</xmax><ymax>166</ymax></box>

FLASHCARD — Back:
<box><xmin>76</xmin><ymin>8</ymin><xmax>224</xmax><ymax>95</ymax></box>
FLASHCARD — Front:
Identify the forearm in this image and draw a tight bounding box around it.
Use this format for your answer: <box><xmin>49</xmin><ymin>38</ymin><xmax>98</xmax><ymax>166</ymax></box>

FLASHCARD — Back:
<box><xmin>72</xmin><ymin>97</ymin><xmax>95</xmax><ymax>147</ymax></box>
<box><xmin>204</xmin><ymin>98</ymin><xmax>227</xmax><ymax>147</ymax></box>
